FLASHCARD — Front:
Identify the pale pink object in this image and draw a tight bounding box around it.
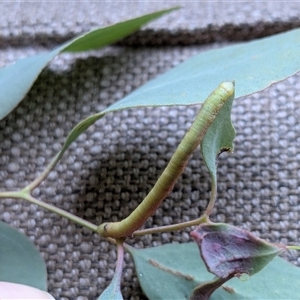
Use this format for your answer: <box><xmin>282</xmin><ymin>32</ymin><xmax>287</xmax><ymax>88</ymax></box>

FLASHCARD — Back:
<box><xmin>0</xmin><ymin>281</ymin><xmax>54</xmax><ymax>299</ymax></box>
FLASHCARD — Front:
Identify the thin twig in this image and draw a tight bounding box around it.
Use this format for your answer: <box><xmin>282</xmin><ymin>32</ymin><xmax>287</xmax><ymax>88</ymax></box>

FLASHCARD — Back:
<box><xmin>0</xmin><ymin>190</ymin><xmax>98</xmax><ymax>233</ymax></box>
<box><xmin>133</xmin><ymin>215</ymin><xmax>209</xmax><ymax>236</ymax></box>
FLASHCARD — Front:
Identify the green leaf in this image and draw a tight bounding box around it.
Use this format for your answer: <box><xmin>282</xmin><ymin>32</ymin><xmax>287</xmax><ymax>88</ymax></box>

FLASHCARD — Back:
<box><xmin>59</xmin><ymin>30</ymin><xmax>300</xmax><ymax>167</ymax></box>
<box><xmin>127</xmin><ymin>242</ymin><xmax>300</xmax><ymax>299</ymax></box>
<box><xmin>106</xmin><ymin>28</ymin><xmax>300</xmax><ymax>112</ymax></box>
<box><xmin>201</xmin><ymin>86</ymin><xmax>235</xmax><ymax>193</ymax></box>
<box><xmin>98</xmin><ymin>275</ymin><xmax>123</xmax><ymax>300</ymax></box>
<box><xmin>126</xmin><ymin>243</ymin><xmax>200</xmax><ymax>299</ymax></box>
<box><xmin>62</xmin><ymin>8</ymin><xmax>179</xmax><ymax>53</ymax></box>
<box><xmin>0</xmin><ymin>221</ymin><xmax>47</xmax><ymax>291</ymax></box>
<box><xmin>0</xmin><ymin>7</ymin><xmax>179</xmax><ymax>120</ymax></box>
<box><xmin>98</xmin><ymin>241</ymin><xmax>124</xmax><ymax>300</ymax></box>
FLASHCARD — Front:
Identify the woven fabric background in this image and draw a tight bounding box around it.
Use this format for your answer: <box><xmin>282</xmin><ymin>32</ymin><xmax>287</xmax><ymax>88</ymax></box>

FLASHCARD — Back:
<box><xmin>1</xmin><ymin>1</ymin><xmax>300</xmax><ymax>299</ymax></box>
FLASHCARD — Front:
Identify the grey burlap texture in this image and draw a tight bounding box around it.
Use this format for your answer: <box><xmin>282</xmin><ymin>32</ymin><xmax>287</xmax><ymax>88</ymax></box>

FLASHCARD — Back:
<box><xmin>1</xmin><ymin>2</ymin><xmax>300</xmax><ymax>299</ymax></box>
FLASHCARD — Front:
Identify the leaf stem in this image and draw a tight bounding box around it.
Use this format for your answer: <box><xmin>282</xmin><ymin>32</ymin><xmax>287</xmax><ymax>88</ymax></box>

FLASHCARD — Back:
<box><xmin>133</xmin><ymin>215</ymin><xmax>209</xmax><ymax>236</ymax></box>
<box><xmin>24</xmin><ymin>115</ymin><xmax>102</xmax><ymax>193</ymax></box>
<box><xmin>115</xmin><ymin>239</ymin><xmax>125</xmax><ymax>278</ymax></box>
<box><xmin>204</xmin><ymin>180</ymin><xmax>217</xmax><ymax>216</ymax></box>
<box><xmin>24</xmin><ymin>152</ymin><xmax>64</xmax><ymax>192</ymax></box>
<box><xmin>0</xmin><ymin>190</ymin><xmax>98</xmax><ymax>233</ymax></box>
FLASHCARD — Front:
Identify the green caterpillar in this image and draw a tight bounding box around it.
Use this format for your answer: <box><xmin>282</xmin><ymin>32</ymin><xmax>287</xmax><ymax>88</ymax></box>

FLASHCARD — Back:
<box><xmin>98</xmin><ymin>81</ymin><xmax>235</xmax><ymax>238</ymax></box>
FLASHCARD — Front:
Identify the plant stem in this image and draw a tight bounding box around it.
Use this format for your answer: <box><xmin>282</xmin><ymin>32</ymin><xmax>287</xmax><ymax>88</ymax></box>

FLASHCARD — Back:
<box><xmin>133</xmin><ymin>214</ymin><xmax>209</xmax><ymax>236</ymax></box>
<box><xmin>24</xmin><ymin>152</ymin><xmax>62</xmax><ymax>192</ymax></box>
<box><xmin>115</xmin><ymin>239</ymin><xmax>125</xmax><ymax>279</ymax></box>
<box><xmin>0</xmin><ymin>190</ymin><xmax>98</xmax><ymax>233</ymax></box>
<box><xmin>286</xmin><ymin>245</ymin><xmax>300</xmax><ymax>251</ymax></box>
<box><xmin>24</xmin><ymin>114</ymin><xmax>101</xmax><ymax>193</ymax></box>
<box><xmin>98</xmin><ymin>82</ymin><xmax>234</xmax><ymax>239</ymax></box>
<box><xmin>204</xmin><ymin>180</ymin><xmax>217</xmax><ymax>216</ymax></box>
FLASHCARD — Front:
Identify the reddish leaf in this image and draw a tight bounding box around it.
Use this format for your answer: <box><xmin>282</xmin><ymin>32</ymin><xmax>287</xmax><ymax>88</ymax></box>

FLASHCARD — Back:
<box><xmin>190</xmin><ymin>223</ymin><xmax>286</xmax><ymax>279</ymax></box>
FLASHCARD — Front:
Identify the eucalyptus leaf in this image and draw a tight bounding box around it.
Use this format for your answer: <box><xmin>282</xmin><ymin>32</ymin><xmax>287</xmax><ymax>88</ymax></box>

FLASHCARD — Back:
<box><xmin>98</xmin><ymin>275</ymin><xmax>123</xmax><ymax>300</ymax></box>
<box><xmin>201</xmin><ymin>86</ymin><xmax>235</xmax><ymax>200</ymax></box>
<box><xmin>98</xmin><ymin>241</ymin><xmax>124</xmax><ymax>300</ymax></box>
<box><xmin>0</xmin><ymin>7</ymin><xmax>178</xmax><ymax>120</ymax></box>
<box><xmin>0</xmin><ymin>221</ymin><xmax>47</xmax><ymax>291</ymax></box>
<box><xmin>191</xmin><ymin>223</ymin><xmax>286</xmax><ymax>278</ymax></box>
<box><xmin>52</xmin><ymin>28</ymin><xmax>300</xmax><ymax>166</ymax></box>
<box><xmin>127</xmin><ymin>242</ymin><xmax>300</xmax><ymax>299</ymax></box>
<box><xmin>106</xmin><ymin>28</ymin><xmax>300</xmax><ymax>112</ymax></box>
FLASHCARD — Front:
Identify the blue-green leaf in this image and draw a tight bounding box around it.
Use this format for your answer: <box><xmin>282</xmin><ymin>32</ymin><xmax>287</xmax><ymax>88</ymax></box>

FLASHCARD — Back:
<box><xmin>127</xmin><ymin>242</ymin><xmax>300</xmax><ymax>299</ymax></box>
<box><xmin>0</xmin><ymin>221</ymin><xmax>47</xmax><ymax>291</ymax></box>
<box><xmin>54</xmin><ymin>29</ymin><xmax>300</xmax><ymax>166</ymax></box>
<box><xmin>0</xmin><ymin>7</ymin><xmax>179</xmax><ymax>120</ymax></box>
<box><xmin>98</xmin><ymin>275</ymin><xmax>123</xmax><ymax>300</ymax></box>
<box><xmin>5</xmin><ymin>29</ymin><xmax>300</xmax><ymax>196</ymax></box>
<box><xmin>98</xmin><ymin>241</ymin><xmax>124</xmax><ymax>300</ymax></box>
<box><xmin>106</xmin><ymin>28</ymin><xmax>300</xmax><ymax>111</ymax></box>
<box><xmin>201</xmin><ymin>86</ymin><xmax>236</xmax><ymax>213</ymax></box>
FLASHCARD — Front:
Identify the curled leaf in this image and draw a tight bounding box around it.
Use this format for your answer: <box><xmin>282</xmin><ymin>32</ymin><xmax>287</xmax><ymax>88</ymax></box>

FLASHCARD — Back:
<box><xmin>200</xmin><ymin>83</ymin><xmax>236</xmax><ymax>215</ymax></box>
<box><xmin>190</xmin><ymin>223</ymin><xmax>286</xmax><ymax>279</ymax></box>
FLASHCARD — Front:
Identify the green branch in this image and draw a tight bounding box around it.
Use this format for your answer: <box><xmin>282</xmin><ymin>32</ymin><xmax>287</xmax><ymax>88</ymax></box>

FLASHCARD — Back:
<box><xmin>0</xmin><ymin>190</ymin><xmax>98</xmax><ymax>233</ymax></box>
<box><xmin>133</xmin><ymin>215</ymin><xmax>209</xmax><ymax>236</ymax></box>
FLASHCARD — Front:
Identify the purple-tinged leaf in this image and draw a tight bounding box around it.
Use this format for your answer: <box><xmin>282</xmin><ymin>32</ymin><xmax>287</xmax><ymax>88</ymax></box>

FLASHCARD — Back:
<box><xmin>190</xmin><ymin>223</ymin><xmax>286</xmax><ymax>279</ymax></box>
